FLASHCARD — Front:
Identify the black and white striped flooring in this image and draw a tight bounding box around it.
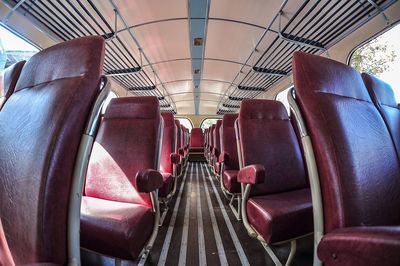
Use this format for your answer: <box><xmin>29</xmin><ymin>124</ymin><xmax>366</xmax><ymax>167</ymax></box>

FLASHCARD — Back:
<box><xmin>82</xmin><ymin>162</ymin><xmax>313</xmax><ymax>266</ymax></box>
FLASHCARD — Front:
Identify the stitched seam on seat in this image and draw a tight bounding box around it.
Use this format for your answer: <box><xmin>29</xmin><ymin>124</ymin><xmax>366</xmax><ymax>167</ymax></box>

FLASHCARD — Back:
<box><xmin>16</xmin><ymin>75</ymin><xmax>85</xmax><ymax>92</ymax></box>
<box><xmin>316</xmin><ymin>90</ymin><xmax>371</xmax><ymax>103</ymax></box>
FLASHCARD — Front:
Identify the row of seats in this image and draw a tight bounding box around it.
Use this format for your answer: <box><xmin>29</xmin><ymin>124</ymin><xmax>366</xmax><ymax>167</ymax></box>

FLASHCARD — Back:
<box><xmin>202</xmin><ymin>52</ymin><xmax>400</xmax><ymax>265</ymax></box>
<box><xmin>0</xmin><ymin>36</ymin><xmax>191</xmax><ymax>265</ymax></box>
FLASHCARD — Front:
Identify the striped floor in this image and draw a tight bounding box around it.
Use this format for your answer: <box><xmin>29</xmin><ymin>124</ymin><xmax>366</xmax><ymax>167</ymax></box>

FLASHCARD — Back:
<box><xmin>82</xmin><ymin>162</ymin><xmax>313</xmax><ymax>266</ymax></box>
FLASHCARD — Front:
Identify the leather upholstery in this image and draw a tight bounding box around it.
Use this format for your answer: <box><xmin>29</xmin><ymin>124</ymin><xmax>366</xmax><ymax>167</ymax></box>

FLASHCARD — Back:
<box><xmin>0</xmin><ymin>36</ymin><xmax>105</xmax><ymax>265</ymax></box>
<box><xmin>238</xmin><ymin>99</ymin><xmax>308</xmax><ymax>197</ymax></box>
<box><xmin>85</xmin><ymin>97</ymin><xmax>162</xmax><ymax>207</ymax></box>
<box><xmin>317</xmin><ymin>226</ymin><xmax>400</xmax><ymax>266</ymax></box>
<box><xmin>362</xmin><ymin>73</ymin><xmax>400</xmax><ymax>159</ymax></box>
<box><xmin>158</xmin><ymin>173</ymin><xmax>174</xmax><ymax>198</ymax></box>
<box><xmin>190</xmin><ymin>128</ymin><xmax>204</xmax><ymax>148</ymax></box>
<box><xmin>222</xmin><ymin>170</ymin><xmax>241</xmax><ymax>193</ymax></box>
<box><xmin>220</xmin><ymin>113</ymin><xmax>239</xmax><ymax>170</ymax></box>
<box><xmin>212</xmin><ymin>120</ymin><xmax>222</xmax><ymax>168</ymax></box>
<box><xmin>160</xmin><ymin>112</ymin><xmax>177</xmax><ymax>174</ymax></box>
<box><xmin>82</xmin><ymin>96</ymin><xmax>163</xmax><ymax>260</ymax></box>
<box><xmin>174</xmin><ymin>120</ymin><xmax>182</xmax><ymax>154</ymax></box>
<box><xmin>0</xmin><ymin>60</ymin><xmax>25</xmax><ymax>109</ymax></box>
<box><xmin>237</xmin><ymin>164</ymin><xmax>265</xmax><ymax>184</ymax></box>
<box><xmin>247</xmin><ymin>189</ymin><xmax>313</xmax><ymax>244</ymax></box>
<box><xmin>80</xmin><ymin>197</ymin><xmax>154</xmax><ymax>260</ymax></box>
<box><xmin>293</xmin><ymin>52</ymin><xmax>400</xmax><ymax>232</ymax></box>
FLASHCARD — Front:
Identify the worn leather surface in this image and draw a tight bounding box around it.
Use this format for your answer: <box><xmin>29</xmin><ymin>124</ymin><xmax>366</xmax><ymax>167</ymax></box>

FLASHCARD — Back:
<box><xmin>317</xmin><ymin>226</ymin><xmax>400</xmax><ymax>266</ymax></box>
<box><xmin>362</xmin><ymin>73</ymin><xmax>400</xmax><ymax>160</ymax></box>
<box><xmin>170</xmin><ymin>153</ymin><xmax>180</xmax><ymax>165</ymax></box>
<box><xmin>221</xmin><ymin>114</ymin><xmax>239</xmax><ymax>170</ymax></box>
<box><xmin>85</xmin><ymin>97</ymin><xmax>162</xmax><ymax>207</ymax></box>
<box><xmin>212</xmin><ymin>120</ymin><xmax>222</xmax><ymax>168</ymax></box>
<box><xmin>135</xmin><ymin>169</ymin><xmax>163</xmax><ymax>193</ymax></box>
<box><xmin>0</xmin><ymin>60</ymin><xmax>25</xmax><ymax>109</ymax></box>
<box><xmin>190</xmin><ymin>128</ymin><xmax>204</xmax><ymax>148</ymax></box>
<box><xmin>160</xmin><ymin>112</ymin><xmax>176</xmax><ymax>174</ymax></box>
<box><xmin>247</xmin><ymin>188</ymin><xmax>313</xmax><ymax>244</ymax></box>
<box><xmin>80</xmin><ymin>197</ymin><xmax>154</xmax><ymax>260</ymax></box>
<box><xmin>238</xmin><ymin>99</ymin><xmax>308</xmax><ymax>197</ymax></box>
<box><xmin>0</xmin><ymin>36</ymin><xmax>104</xmax><ymax>265</ymax></box>
<box><xmin>222</xmin><ymin>170</ymin><xmax>240</xmax><ymax>193</ymax></box>
<box><xmin>293</xmin><ymin>52</ymin><xmax>400</xmax><ymax>232</ymax></box>
<box><xmin>237</xmin><ymin>164</ymin><xmax>265</xmax><ymax>184</ymax></box>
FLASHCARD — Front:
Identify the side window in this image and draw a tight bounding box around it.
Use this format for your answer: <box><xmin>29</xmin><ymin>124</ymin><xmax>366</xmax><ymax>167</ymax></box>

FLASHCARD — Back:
<box><xmin>275</xmin><ymin>86</ymin><xmax>293</xmax><ymax>114</ymax></box>
<box><xmin>0</xmin><ymin>25</ymin><xmax>38</xmax><ymax>71</ymax></box>
<box><xmin>177</xmin><ymin>118</ymin><xmax>193</xmax><ymax>131</ymax></box>
<box><xmin>200</xmin><ymin>118</ymin><xmax>219</xmax><ymax>129</ymax></box>
<box><xmin>349</xmin><ymin>24</ymin><xmax>400</xmax><ymax>101</ymax></box>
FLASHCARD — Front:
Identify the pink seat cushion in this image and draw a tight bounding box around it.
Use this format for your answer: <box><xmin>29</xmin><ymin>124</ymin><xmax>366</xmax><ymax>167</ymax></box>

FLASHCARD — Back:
<box><xmin>247</xmin><ymin>188</ymin><xmax>313</xmax><ymax>244</ymax></box>
<box><xmin>80</xmin><ymin>197</ymin><xmax>154</xmax><ymax>260</ymax></box>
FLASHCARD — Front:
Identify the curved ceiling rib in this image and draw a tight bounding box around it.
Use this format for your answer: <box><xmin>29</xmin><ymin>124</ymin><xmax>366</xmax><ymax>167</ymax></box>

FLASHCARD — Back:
<box><xmin>143</xmin><ymin>57</ymin><xmax>251</xmax><ymax>68</ymax></box>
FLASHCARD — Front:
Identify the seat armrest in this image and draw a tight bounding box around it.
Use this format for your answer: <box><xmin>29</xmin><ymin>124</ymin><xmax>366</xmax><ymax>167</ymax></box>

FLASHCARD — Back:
<box><xmin>135</xmin><ymin>169</ymin><xmax>163</xmax><ymax>193</ymax></box>
<box><xmin>318</xmin><ymin>226</ymin><xmax>400</xmax><ymax>265</ymax></box>
<box><xmin>237</xmin><ymin>164</ymin><xmax>265</xmax><ymax>184</ymax></box>
<box><xmin>178</xmin><ymin>148</ymin><xmax>185</xmax><ymax>157</ymax></box>
<box><xmin>218</xmin><ymin>152</ymin><xmax>229</xmax><ymax>163</ymax></box>
<box><xmin>170</xmin><ymin>153</ymin><xmax>180</xmax><ymax>165</ymax></box>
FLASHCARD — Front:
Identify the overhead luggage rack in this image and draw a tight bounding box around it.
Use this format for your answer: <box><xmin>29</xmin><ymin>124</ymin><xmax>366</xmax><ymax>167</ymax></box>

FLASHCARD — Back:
<box><xmin>3</xmin><ymin>0</ymin><xmax>176</xmax><ymax>112</ymax></box>
<box><xmin>219</xmin><ymin>0</ymin><xmax>395</xmax><ymax>113</ymax></box>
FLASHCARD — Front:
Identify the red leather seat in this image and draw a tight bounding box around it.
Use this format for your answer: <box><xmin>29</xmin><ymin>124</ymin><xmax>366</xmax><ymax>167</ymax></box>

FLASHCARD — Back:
<box><xmin>0</xmin><ymin>36</ymin><xmax>105</xmax><ymax>265</ymax></box>
<box><xmin>190</xmin><ymin>128</ymin><xmax>204</xmax><ymax>152</ymax></box>
<box><xmin>174</xmin><ymin>120</ymin><xmax>183</xmax><ymax>175</ymax></box>
<box><xmin>81</xmin><ymin>97</ymin><xmax>164</xmax><ymax>261</ymax></box>
<box><xmin>160</xmin><ymin>112</ymin><xmax>180</xmax><ymax>200</ymax></box>
<box><xmin>362</xmin><ymin>73</ymin><xmax>400</xmax><ymax>159</ymax></box>
<box><xmin>237</xmin><ymin>99</ymin><xmax>312</xmax><ymax>263</ymax></box>
<box><xmin>0</xmin><ymin>60</ymin><xmax>25</xmax><ymax>109</ymax></box>
<box><xmin>292</xmin><ymin>51</ymin><xmax>400</xmax><ymax>266</ymax></box>
<box><xmin>219</xmin><ymin>114</ymin><xmax>240</xmax><ymax>194</ymax></box>
<box><xmin>211</xmin><ymin>120</ymin><xmax>222</xmax><ymax>172</ymax></box>
<box><xmin>207</xmin><ymin>124</ymin><xmax>215</xmax><ymax>163</ymax></box>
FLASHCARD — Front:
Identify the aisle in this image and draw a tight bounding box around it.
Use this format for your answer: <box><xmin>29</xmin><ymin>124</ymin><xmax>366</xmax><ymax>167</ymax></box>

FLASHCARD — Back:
<box><xmin>147</xmin><ymin>162</ymin><xmax>313</xmax><ymax>266</ymax></box>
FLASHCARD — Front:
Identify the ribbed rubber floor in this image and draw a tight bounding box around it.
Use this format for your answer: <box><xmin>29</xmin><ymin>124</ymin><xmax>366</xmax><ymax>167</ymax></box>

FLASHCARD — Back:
<box><xmin>82</xmin><ymin>162</ymin><xmax>313</xmax><ymax>266</ymax></box>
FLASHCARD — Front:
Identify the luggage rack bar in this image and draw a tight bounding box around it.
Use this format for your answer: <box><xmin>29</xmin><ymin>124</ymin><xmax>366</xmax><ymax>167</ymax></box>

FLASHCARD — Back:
<box><xmin>218</xmin><ymin>0</ymin><xmax>395</xmax><ymax>113</ymax></box>
<box><xmin>105</xmin><ymin>67</ymin><xmax>142</xmax><ymax>76</ymax></box>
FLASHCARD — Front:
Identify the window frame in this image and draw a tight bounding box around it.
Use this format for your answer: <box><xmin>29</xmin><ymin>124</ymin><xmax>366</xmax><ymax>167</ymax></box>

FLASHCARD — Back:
<box><xmin>200</xmin><ymin>117</ymin><xmax>220</xmax><ymax>129</ymax></box>
<box><xmin>176</xmin><ymin>117</ymin><xmax>194</xmax><ymax>131</ymax></box>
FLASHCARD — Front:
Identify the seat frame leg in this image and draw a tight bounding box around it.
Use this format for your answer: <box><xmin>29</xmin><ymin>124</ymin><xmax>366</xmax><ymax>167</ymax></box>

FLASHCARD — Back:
<box><xmin>229</xmin><ymin>194</ymin><xmax>241</xmax><ymax>221</ymax></box>
<box><xmin>260</xmin><ymin>240</ymin><xmax>297</xmax><ymax>266</ymax></box>
<box><xmin>159</xmin><ymin>203</ymin><xmax>169</xmax><ymax>226</ymax></box>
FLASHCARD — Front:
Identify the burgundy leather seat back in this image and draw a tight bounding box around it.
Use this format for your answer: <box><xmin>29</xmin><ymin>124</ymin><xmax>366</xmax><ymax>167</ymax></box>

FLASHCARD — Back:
<box><xmin>221</xmin><ymin>113</ymin><xmax>239</xmax><ymax>170</ymax></box>
<box><xmin>213</xmin><ymin>120</ymin><xmax>222</xmax><ymax>154</ymax></box>
<box><xmin>0</xmin><ymin>60</ymin><xmax>25</xmax><ymax>109</ymax></box>
<box><xmin>180</xmin><ymin>125</ymin><xmax>185</xmax><ymax>148</ymax></box>
<box><xmin>292</xmin><ymin>52</ymin><xmax>400</xmax><ymax>232</ymax></box>
<box><xmin>238</xmin><ymin>99</ymin><xmax>308</xmax><ymax>197</ymax></box>
<box><xmin>362</xmin><ymin>73</ymin><xmax>400</xmax><ymax>159</ymax></box>
<box><xmin>209</xmin><ymin>124</ymin><xmax>215</xmax><ymax>149</ymax></box>
<box><xmin>190</xmin><ymin>128</ymin><xmax>204</xmax><ymax>147</ymax></box>
<box><xmin>175</xmin><ymin>120</ymin><xmax>181</xmax><ymax>153</ymax></box>
<box><xmin>160</xmin><ymin>112</ymin><xmax>176</xmax><ymax>173</ymax></box>
<box><xmin>85</xmin><ymin>97</ymin><xmax>162</xmax><ymax>207</ymax></box>
<box><xmin>0</xmin><ymin>36</ymin><xmax>105</xmax><ymax>265</ymax></box>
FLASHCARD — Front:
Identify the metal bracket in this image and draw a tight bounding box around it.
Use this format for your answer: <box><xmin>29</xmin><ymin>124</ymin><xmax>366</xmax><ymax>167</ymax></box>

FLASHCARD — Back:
<box><xmin>278</xmin><ymin>11</ymin><xmax>327</xmax><ymax>52</ymax></box>
<box><xmin>105</xmin><ymin>9</ymin><xmax>118</xmax><ymax>42</ymax></box>
<box><xmin>2</xmin><ymin>0</ymin><xmax>28</xmax><ymax>24</ymax></box>
<box><xmin>366</xmin><ymin>0</ymin><xmax>390</xmax><ymax>25</ymax></box>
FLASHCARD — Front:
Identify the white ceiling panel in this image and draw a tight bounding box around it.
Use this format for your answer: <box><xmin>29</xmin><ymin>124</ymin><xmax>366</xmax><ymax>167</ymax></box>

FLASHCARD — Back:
<box><xmin>205</xmin><ymin>20</ymin><xmax>263</xmax><ymax>63</ymax></box>
<box><xmin>133</xmin><ymin>20</ymin><xmax>190</xmax><ymax>63</ymax></box>
<box><xmin>199</xmin><ymin>103</ymin><xmax>219</xmax><ymax>115</ymax></box>
<box><xmin>171</xmin><ymin>93</ymin><xmax>194</xmax><ymax>103</ymax></box>
<box><xmin>115</xmin><ymin>0</ymin><xmax>187</xmax><ymax>26</ymax></box>
<box><xmin>164</xmin><ymin>80</ymin><xmax>194</xmax><ymax>95</ymax></box>
<box><xmin>200</xmin><ymin>80</ymin><xmax>230</xmax><ymax>95</ymax></box>
<box><xmin>143</xmin><ymin>60</ymin><xmax>192</xmax><ymax>84</ymax></box>
<box><xmin>209</xmin><ymin>0</ymin><xmax>283</xmax><ymax>28</ymax></box>
<box><xmin>202</xmin><ymin>60</ymin><xmax>252</xmax><ymax>83</ymax></box>
<box><xmin>176</xmin><ymin>102</ymin><xmax>195</xmax><ymax>114</ymax></box>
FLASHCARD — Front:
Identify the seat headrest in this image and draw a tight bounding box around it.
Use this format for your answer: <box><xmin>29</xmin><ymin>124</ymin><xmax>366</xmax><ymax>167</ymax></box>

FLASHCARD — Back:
<box><xmin>292</xmin><ymin>51</ymin><xmax>371</xmax><ymax>102</ymax></box>
<box><xmin>223</xmin><ymin>113</ymin><xmax>238</xmax><ymax>128</ymax></box>
<box><xmin>215</xmin><ymin>119</ymin><xmax>222</xmax><ymax>128</ymax></box>
<box><xmin>239</xmin><ymin>99</ymin><xmax>288</xmax><ymax>121</ymax></box>
<box><xmin>104</xmin><ymin>96</ymin><xmax>160</xmax><ymax>119</ymax></box>
<box><xmin>1</xmin><ymin>60</ymin><xmax>25</xmax><ymax>99</ymax></box>
<box><xmin>15</xmin><ymin>36</ymin><xmax>104</xmax><ymax>92</ymax></box>
<box><xmin>161</xmin><ymin>112</ymin><xmax>175</xmax><ymax>126</ymax></box>
<box><xmin>362</xmin><ymin>73</ymin><xmax>397</xmax><ymax>108</ymax></box>
<box><xmin>191</xmin><ymin>128</ymin><xmax>203</xmax><ymax>134</ymax></box>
